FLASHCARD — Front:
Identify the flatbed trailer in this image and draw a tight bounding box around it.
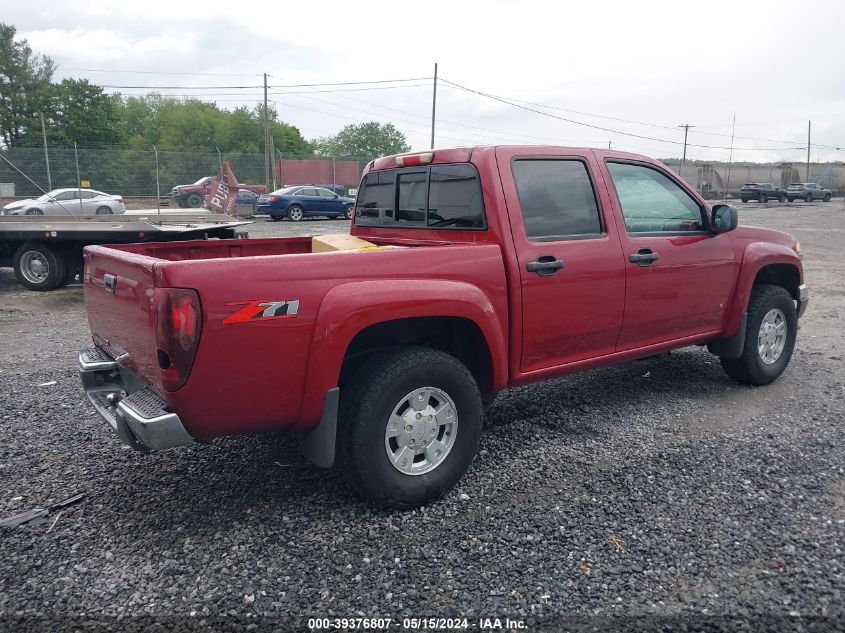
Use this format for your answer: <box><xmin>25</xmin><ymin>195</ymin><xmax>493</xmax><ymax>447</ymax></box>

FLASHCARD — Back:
<box><xmin>0</xmin><ymin>213</ymin><xmax>251</xmax><ymax>291</ymax></box>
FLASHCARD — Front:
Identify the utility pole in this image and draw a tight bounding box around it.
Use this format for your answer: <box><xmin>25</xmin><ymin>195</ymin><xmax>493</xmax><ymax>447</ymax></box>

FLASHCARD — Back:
<box><xmin>40</xmin><ymin>113</ymin><xmax>51</xmax><ymax>191</ymax></box>
<box><xmin>725</xmin><ymin>113</ymin><xmax>736</xmax><ymax>201</ymax></box>
<box><xmin>263</xmin><ymin>73</ymin><xmax>271</xmax><ymax>191</ymax></box>
<box><xmin>678</xmin><ymin>124</ymin><xmax>694</xmax><ymax>176</ymax></box>
<box><xmin>806</xmin><ymin>120</ymin><xmax>811</xmax><ymax>181</ymax></box>
<box><xmin>430</xmin><ymin>62</ymin><xmax>438</xmax><ymax>149</ymax></box>
<box><xmin>608</xmin><ymin>140</ymin><xmax>612</xmax><ymax>149</ymax></box>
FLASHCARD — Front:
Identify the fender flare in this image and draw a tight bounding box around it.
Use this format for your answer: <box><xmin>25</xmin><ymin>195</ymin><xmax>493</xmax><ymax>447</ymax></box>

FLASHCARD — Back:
<box><xmin>296</xmin><ymin>279</ymin><xmax>508</xmax><ymax>429</ymax></box>
<box><xmin>720</xmin><ymin>242</ymin><xmax>802</xmax><ymax>338</ymax></box>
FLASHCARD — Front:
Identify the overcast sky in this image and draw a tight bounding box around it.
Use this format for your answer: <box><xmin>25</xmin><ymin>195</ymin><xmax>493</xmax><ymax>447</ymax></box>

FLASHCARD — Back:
<box><xmin>8</xmin><ymin>0</ymin><xmax>845</xmax><ymax>162</ymax></box>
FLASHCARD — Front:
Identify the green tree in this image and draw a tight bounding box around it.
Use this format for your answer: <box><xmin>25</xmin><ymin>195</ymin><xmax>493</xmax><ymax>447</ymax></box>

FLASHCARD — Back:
<box><xmin>0</xmin><ymin>22</ymin><xmax>54</xmax><ymax>147</ymax></box>
<box><xmin>313</xmin><ymin>121</ymin><xmax>410</xmax><ymax>159</ymax></box>
<box><xmin>35</xmin><ymin>79</ymin><xmax>124</xmax><ymax>147</ymax></box>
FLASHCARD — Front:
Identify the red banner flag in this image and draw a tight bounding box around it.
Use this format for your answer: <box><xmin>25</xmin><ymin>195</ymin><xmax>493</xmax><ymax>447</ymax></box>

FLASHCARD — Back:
<box><xmin>205</xmin><ymin>160</ymin><xmax>239</xmax><ymax>215</ymax></box>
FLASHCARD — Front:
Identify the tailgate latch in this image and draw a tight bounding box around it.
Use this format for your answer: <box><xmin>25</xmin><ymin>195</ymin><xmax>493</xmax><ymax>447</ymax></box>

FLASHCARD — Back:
<box><xmin>104</xmin><ymin>273</ymin><xmax>117</xmax><ymax>293</ymax></box>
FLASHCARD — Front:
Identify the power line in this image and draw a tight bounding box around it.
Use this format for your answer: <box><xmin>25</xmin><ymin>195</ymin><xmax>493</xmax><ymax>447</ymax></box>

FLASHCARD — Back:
<box><xmin>440</xmin><ymin>79</ymin><xmax>806</xmax><ymax>152</ymax></box>
<box><xmin>55</xmin><ymin>67</ymin><xmax>262</xmax><ymax>77</ymax></box>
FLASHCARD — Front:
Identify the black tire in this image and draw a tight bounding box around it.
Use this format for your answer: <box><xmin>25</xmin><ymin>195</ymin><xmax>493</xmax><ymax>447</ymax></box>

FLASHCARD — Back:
<box><xmin>187</xmin><ymin>193</ymin><xmax>204</xmax><ymax>208</ymax></box>
<box><xmin>759</xmin><ymin>193</ymin><xmax>767</xmax><ymax>203</ymax></box>
<box><xmin>343</xmin><ymin>204</ymin><xmax>353</xmax><ymax>220</ymax></box>
<box><xmin>12</xmin><ymin>243</ymin><xmax>66</xmax><ymax>291</ymax></box>
<box><xmin>787</xmin><ymin>198</ymin><xmax>794</xmax><ymax>202</ymax></box>
<box><xmin>741</xmin><ymin>198</ymin><xmax>748</xmax><ymax>203</ymax></box>
<box><xmin>719</xmin><ymin>284</ymin><xmax>797</xmax><ymax>386</ymax></box>
<box><xmin>779</xmin><ymin>194</ymin><xmax>786</xmax><ymax>203</ymax></box>
<box><xmin>824</xmin><ymin>193</ymin><xmax>831</xmax><ymax>202</ymax></box>
<box><xmin>95</xmin><ymin>205</ymin><xmax>113</xmax><ymax>215</ymax></box>
<box><xmin>177</xmin><ymin>199</ymin><xmax>188</xmax><ymax>208</ymax></box>
<box><xmin>805</xmin><ymin>193</ymin><xmax>812</xmax><ymax>202</ymax></box>
<box><xmin>24</xmin><ymin>208</ymin><xmax>44</xmax><ymax>215</ymax></box>
<box><xmin>338</xmin><ymin>347</ymin><xmax>482</xmax><ymax>509</ymax></box>
<box><xmin>287</xmin><ymin>205</ymin><xmax>304</xmax><ymax>221</ymax></box>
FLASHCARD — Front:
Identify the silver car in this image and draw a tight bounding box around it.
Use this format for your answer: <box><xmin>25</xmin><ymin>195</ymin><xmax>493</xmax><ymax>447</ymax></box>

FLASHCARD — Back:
<box><xmin>1</xmin><ymin>188</ymin><xmax>126</xmax><ymax>216</ymax></box>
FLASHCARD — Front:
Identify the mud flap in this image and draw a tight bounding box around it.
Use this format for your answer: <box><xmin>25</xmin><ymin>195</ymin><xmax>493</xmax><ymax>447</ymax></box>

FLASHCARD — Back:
<box><xmin>299</xmin><ymin>388</ymin><xmax>339</xmax><ymax>468</ymax></box>
<box><xmin>707</xmin><ymin>312</ymin><xmax>747</xmax><ymax>359</ymax></box>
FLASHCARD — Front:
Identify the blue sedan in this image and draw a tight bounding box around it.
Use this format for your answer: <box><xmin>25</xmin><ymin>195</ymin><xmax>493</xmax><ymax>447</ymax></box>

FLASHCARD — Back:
<box><xmin>257</xmin><ymin>186</ymin><xmax>355</xmax><ymax>221</ymax></box>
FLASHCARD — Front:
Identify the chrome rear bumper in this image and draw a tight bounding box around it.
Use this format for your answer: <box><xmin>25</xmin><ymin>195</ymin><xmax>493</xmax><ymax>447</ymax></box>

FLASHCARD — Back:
<box><xmin>79</xmin><ymin>347</ymin><xmax>194</xmax><ymax>451</ymax></box>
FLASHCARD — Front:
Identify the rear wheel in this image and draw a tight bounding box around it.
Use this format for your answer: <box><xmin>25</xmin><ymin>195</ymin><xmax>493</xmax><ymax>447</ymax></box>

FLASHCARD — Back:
<box><xmin>805</xmin><ymin>193</ymin><xmax>813</xmax><ymax>202</ymax></box>
<box><xmin>719</xmin><ymin>284</ymin><xmax>797</xmax><ymax>386</ymax></box>
<box><xmin>344</xmin><ymin>204</ymin><xmax>353</xmax><ymax>220</ymax></box>
<box><xmin>95</xmin><ymin>205</ymin><xmax>113</xmax><ymax>215</ymax></box>
<box><xmin>787</xmin><ymin>197</ymin><xmax>794</xmax><ymax>202</ymax></box>
<box><xmin>779</xmin><ymin>194</ymin><xmax>786</xmax><ymax>203</ymax></box>
<box><xmin>824</xmin><ymin>193</ymin><xmax>831</xmax><ymax>202</ymax></box>
<box><xmin>339</xmin><ymin>347</ymin><xmax>482</xmax><ymax>509</ymax></box>
<box><xmin>287</xmin><ymin>205</ymin><xmax>303</xmax><ymax>221</ymax></box>
<box><xmin>741</xmin><ymin>198</ymin><xmax>748</xmax><ymax>203</ymax></box>
<box><xmin>13</xmin><ymin>243</ymin><xmax>66</xmax><ymax>291</ymax></box>
<box><xmin>759</xmin><ymin>193</ymin><xmax>767</xmax><ymax>203</ymax></box>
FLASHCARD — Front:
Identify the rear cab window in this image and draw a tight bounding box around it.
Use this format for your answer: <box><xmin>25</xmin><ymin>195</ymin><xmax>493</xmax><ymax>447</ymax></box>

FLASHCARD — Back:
<box><xmin>355</xmin><ymin>163</ymin><xmax>486</xmax><ymax>230</ymax></box>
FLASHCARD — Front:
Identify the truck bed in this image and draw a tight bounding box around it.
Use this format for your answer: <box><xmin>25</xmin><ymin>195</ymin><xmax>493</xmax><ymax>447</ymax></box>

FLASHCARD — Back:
<box><xmin>83</xmin><ymin>236</ymin><xmax>509</xmax><ymax>439</ymax></box>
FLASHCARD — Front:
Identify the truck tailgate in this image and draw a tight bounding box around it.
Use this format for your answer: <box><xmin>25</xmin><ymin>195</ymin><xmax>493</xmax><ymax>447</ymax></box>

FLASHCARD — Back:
<box><xmin>83</xmin><ymin>245</ymin><xmax>163</xmax><ymax>391</ymax></box>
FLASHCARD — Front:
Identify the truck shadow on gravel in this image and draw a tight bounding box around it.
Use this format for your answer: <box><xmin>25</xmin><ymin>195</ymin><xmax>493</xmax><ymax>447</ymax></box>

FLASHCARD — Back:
<box><xmin>92</xmin><ymin>347</ymin><xmax>802</xmax><ymax>527</ymax></box>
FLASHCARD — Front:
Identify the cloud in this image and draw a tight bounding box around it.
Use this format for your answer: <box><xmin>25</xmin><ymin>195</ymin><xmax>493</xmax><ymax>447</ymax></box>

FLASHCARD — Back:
<box><xmin>6</xmin><ymin>0</ymin><xmax>845</xmax><ymax>161</ymax></box>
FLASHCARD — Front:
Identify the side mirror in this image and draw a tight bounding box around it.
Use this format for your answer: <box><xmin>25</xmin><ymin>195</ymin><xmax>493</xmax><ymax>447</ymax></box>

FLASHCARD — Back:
<box><xmin>711</xmin><ymin>204</ymin><xmax>738</xmax><ymax>233</ymax></box>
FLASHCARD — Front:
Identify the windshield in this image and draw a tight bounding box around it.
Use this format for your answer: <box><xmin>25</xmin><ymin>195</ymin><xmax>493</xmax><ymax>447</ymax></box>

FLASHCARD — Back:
<box><xmin>269</xmin><ymin>186</ymin><xmax>299</xmax><ymax>195</ymax></box>
<box><xmin>37</xmin><ymin>191</ymin><xmax>61</xmax><ymax>201</ymax></box>
<box><xmin>193</xmin><ymin>177</ymin><xmax>211</xmax><ymax>185</ymax></box>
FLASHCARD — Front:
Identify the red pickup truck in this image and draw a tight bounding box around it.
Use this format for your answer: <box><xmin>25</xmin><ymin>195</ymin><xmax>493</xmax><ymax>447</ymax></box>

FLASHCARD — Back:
<box><xmin>79</xmin><ymin>146</ymin><xmax>808</xmax><ymax>508</ymax></box>
<box><xmin>170</xmin><ymin>177</ymin><xmax>267</xmax><ymax>208</ymax></box>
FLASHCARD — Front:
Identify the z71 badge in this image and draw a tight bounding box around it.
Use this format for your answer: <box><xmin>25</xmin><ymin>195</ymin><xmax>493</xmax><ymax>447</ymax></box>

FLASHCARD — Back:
<box><xmin>222</xmin><ymin>299</ymin><xmax>300</xmax><ymax>325</ymax></box>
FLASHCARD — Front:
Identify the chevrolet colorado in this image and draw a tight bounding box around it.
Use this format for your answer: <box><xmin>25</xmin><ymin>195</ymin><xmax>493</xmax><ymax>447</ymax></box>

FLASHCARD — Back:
<box><xmin>79</xmin><ymin>147</ymin><xmax>808</xmax><ymax>508</ymax></box>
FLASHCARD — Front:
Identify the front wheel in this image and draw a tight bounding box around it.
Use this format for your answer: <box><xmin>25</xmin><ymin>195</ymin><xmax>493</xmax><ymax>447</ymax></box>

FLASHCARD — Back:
<box><xmin>343</xmin><ymin>205</ymin><xmax>353</xmax><ymax>220</ymax></box>
<box><xmin>824</xmin><ymin>193</ymin><xmax>831</xmax><ymax>202</ymax></box>
<box><xmin>719</xmin><ymin>284</ymin><xmax>797</xmax><ymax>385</ymax></box>
<box><xmin>805</xmin><ymin>193</ymin><xmax>813</xmax><ymax>202</ymax></box>
<box><xmin>759</xmin><ymin>193</ymin><xmax>768</xmax><ymax>203</ymax></box>
<box><xmin>339</xmin><ymin>347</ymin><xmax>482</xmax><ymax>509</ymax></box>
<box><xmin>787</xmin><ymin>198</ymin><xmax>794</xmax><ymax>202</ymax></box>
<box><xmin>741</xmin><ymin>198</ymin><xmax>748</xmax><ymax>203</ymax></box>
<box><xmin>24</xmin><ymin>208</ymin><xmax>44</xmax><ymax>215</ymax></box>
<box><xmin>287</xmin><ymin>205</ymin><xmax>303</xmax><ymax>221</ymax></box>
<box><xmin>187</xmin><ymin>193</ymin><xmax>204</xmax><ymax>208</ymax></box>
<box><xmin>779</xmin><ymin>194</ymin><xmax>786</xmax><ymax>203</ymax></box>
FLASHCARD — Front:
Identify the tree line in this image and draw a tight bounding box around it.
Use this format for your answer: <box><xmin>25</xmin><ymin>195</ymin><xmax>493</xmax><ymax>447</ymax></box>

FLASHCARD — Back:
<box><xmin>0</xmin><ymin>22</ymin><xmax>410</xmax><ymax>161</ymax></box>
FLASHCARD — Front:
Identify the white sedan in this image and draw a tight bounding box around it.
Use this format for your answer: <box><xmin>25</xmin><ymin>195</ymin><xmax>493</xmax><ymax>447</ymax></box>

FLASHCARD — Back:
<box><xmin>1</xmin><ymin>188</ymin><xmax>126</xmax><ymax>216</ymax></box>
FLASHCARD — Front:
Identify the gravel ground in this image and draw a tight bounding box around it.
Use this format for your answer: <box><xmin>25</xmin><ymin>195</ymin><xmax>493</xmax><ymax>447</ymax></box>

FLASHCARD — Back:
<box><xmin>0</xmin><ymin>203</ymin><xmax>843</xmax><ymax>632</ymax></box>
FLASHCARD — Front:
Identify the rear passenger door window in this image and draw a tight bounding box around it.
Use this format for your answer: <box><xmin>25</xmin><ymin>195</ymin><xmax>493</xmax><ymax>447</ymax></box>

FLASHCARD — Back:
<box><xmin>606</xmin><ymin>162</ymin><xmax>705</xmax><ymax>233</ymax></box>
<box><xmin>511</xmin><ymin>159</ymin><xmax>603</xmax><ymax>240</ymax></box>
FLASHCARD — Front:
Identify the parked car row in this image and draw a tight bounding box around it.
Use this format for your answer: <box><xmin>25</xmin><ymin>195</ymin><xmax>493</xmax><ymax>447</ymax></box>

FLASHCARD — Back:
<box><xmin>257</xmin><ymin>185</ymin><xmax>355</xmax><ymax>221</ymax></box>
<box><xmin>740</xmin><ymin>182</ymin><xmax>833</xmax><ymax>203</ymax></box>
<box><xmin>1</xmin><ymin>188</ymin><xmax>126</xmax><ymax>216</ymax></box>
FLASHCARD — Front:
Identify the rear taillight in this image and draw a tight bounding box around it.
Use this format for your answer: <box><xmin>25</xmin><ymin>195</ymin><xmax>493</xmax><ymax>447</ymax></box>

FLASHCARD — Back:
<box><xmin>116</xmin><ymin>196</ymin><xmax>124</xmax><ymax>203</ymax></box>
<box><xmin>154</xmin><ymin>288</ymin><xmax>202</xmax><ymax>391</ymax></box>
<box><xmin>268</xmin><ymin>196</ymin><xmax>278</xmax><ymax>203</ymax></box>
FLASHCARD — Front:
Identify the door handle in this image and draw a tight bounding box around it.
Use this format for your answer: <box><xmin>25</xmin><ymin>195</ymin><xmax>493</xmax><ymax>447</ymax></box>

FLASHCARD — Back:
<box><xmin>526</xmin><ymin>255</ymin><xmax>565</xmax><ymax>276</ymax></box>
<box><xmin>629</xmin><ymin>249</ymin><xmax>659</xmax><ymax>266</ymax></box>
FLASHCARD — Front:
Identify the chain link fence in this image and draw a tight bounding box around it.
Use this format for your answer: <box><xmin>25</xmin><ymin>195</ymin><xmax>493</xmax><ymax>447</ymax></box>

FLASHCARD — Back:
<box><xmin>2</xmin><ymin>147</ymin><xmax>842</xmax><ymax>205</ymax></box>
<box><xmin>665</xmin><ymin>159</ymin><xmax>845</xmax><ymax>199</ymax></box>
<box><xmin>0</xmin><ymin>147</ymin><xmax>375</xmax><ymax>205</ymax></box>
